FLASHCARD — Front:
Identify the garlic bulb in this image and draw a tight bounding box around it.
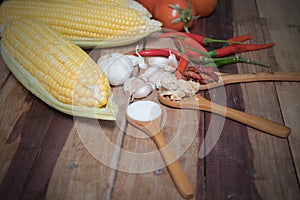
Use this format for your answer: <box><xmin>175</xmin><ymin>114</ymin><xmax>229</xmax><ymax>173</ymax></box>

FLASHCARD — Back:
<box><xmin>133</xmin><ymin>83</ymin><xmax>154</xmax><ymax>99</ymax></box>
<box><xmin>123</xmin><ymin>77</ymin><xmax>145</xmax><ymax>96</ymax></box>
<box><xmin>97</xmin><ymin>52</ymin><xmax>134</xmax><ymax>86</ymax></box>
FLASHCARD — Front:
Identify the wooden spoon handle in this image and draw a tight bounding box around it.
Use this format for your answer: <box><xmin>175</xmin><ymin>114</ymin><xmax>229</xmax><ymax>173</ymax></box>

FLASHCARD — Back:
<box><xmin>201</xmin><ymin>71</ymin><xmax>300</xmax><ymax>90</ymax></box>
<box><xmin>223</xmin><ymin>71</ymin><xmax>300</xmax><ymax>84</ymax></box>
<box><xmin>152</xmin><ymin>132</ymin><xmax>194</xmax><ymax>199</ymax></box>
<box><xmin>198</xmin><ymin>97</ymin><xmax>291</xmax><ymax>138</ymax></box>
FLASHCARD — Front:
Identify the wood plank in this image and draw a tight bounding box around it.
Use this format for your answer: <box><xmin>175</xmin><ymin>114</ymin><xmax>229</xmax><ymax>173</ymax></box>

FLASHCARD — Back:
<box><xmin>195</xmin><ymin>111</ymin><xmax>205</xmax><ymax>200</ymax></box>
<box><xmin>18</xmin><ymin>112</ymin><xmax>73</xmax><ymax>199</ymax></box>
<box><xmin>233</xmin><ymin>0</ymin><xmax>300</xmax><ymax>199</ymax></box>
<box><xmin>0</xmin><ymin>95</ymin><xmax>55</xmax><ymax>199</ymax></box>
<box><xmin>256</xmin><ymin>0</ymin><xmax>300</xmax><ymax>184</ymax></box>
<box><xmin>204</xmin><ymin>86</ymin><xmax>260</xmax><ymax>200</ymax></box>
<box><xmin>0</xmin><ymin>76</ymin><xmax>30</xmax><ymax>184</ymax></box>
<box><xmin>46</xmin><ymin>126</ymin><xmax>118</xmax><ymax>200</ymax></box>
<box><xmin>0</xmin><ymin>0</ymin><xmax>298</xmax><ymax>199</ymax></box>
<box><xmin>0</xmin><ymin>56</ymin><xmax>10</xmax><ymax>90</ymax></box>
<box><xmin>199</xmin><ymin>0</ymin><xmax>260</xmax><ymax>199</ymax></box>
<box><xmin>276</xmin><ymin>83</ymin><xmax>300</xmax><ymax>177</ymax></box>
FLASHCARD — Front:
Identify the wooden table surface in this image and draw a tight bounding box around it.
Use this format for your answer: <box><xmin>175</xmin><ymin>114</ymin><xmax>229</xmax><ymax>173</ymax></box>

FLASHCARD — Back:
<box><xmin>0</xmin><ymin>0</ymin><xmax>300</xmax><ymax>199</ymax></box>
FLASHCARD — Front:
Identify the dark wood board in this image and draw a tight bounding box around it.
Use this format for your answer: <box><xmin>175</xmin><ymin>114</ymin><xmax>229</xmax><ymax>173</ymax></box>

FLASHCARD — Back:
<box><xmin>0</xmin><ymin>94</ymin><xmax>73</xmax><ymax>199</ymax></box>
<box><xmin>0</xmin><ymin>0</ymin><xmax>299</xmax><ymax>199</ymax></box>
<box><xmin>191</xmin><ymin>0</ymin><xmax>260</xmax><ymax>199</ymax></box>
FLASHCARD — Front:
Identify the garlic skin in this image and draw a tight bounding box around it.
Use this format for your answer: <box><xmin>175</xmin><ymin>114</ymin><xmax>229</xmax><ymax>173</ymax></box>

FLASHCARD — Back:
<box><xmin>164</xmin><ymin>53</ymin><xmax>178</xmax><ymax>73</ymax></box>
<box><xmin>139</xmin><ymin>66</ymin><xmax>159</xmax><ymax>81</ymax></box>
<box><xmin>97</xmin><ymin>52</ymin><xmax>134</xmax><ymax>86</ymax></box>
<box><xmin>159</xmin><ymin>79</ymin><xmax>201</xmax><ymax>101</ymax></box>
<box><xmin>127</xmin><ymin>55</ymin><xmax>147</xmax><ymax>69</ymax></box>
<box><xmin>133</xmin><ymin>83</ymin><xmax>154</xmax><ymax>99</ymax></box>
<box><xmin>147</xmin><ymin>54</ymin><xmax>178</xmax><ymax>72</ymax></box>
<box><xmin>123</xmin><ymin>77</ymin><xmax>145</xmax><ymax>96</ymax></box>
<box><xmin>147</xmin><ymin>57</ymin><xmax>169</xmax><ymax>68</ymax></box>
<box><xmin>147</xmin><ymin>70</ymin><xmax>164</xmax><ymax>85</ymax></box>
<box><xmin>160</xmin><ymin>72</ymin><xmax>178</xmax><ymax>91</ymax></box>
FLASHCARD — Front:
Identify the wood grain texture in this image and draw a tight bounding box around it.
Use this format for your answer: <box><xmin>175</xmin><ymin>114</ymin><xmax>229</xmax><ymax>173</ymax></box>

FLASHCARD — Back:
<box><xmin>233</xmin><ymin>0</ymin><xmax>300</xmax><ymax>199</ymax></box>
<box><xmin>0</xmin><ymin>0</ymin><xmax>299</xmax><ymax>199</ymax></box>
<box><xmin>0</xmin><ymin>76</ymin><xmax>30</xmax><ymax>185</ymax></box>
<box><xmin>0</xmin><ymin>95</ymin><xmax>61</xmax><ymax>199</ymax></box>
<box><xmin>0</xmin><ymin>56</ymin><xmax>10</xmax><ymax>90</ymax></box>
<box><xmin>256</xmin><ymin>0</ymin><xmax>300</xmax><ymax>185</ymax></box>
<box><xmin>18</xmin><ymin>112</ymin><xmax>73</xmax><ymax>199</ymax></box>
<box><xmin>199</xmin><ymin>0</ymin><xmax>260</xmax><ymax>199</ymax></box>
<box><xmin>46</xmin><ymin>126</ymin><xmax>116</xmax><ymax>200</ymax></box>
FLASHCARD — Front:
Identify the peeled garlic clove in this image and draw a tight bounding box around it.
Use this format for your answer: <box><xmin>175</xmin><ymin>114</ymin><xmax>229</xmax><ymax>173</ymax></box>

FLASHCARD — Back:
<box><xmin>164</xmin><ymin>53</ymin><xmax>178</xmax><ymax>73</ymax></box>
<box><xmin>161</xmin><ymin>72</ymin><xmax>178</xmax><ymax>91</ymax></box>
<box><xmin>177</xmin><ymin>80</ymin><xmax>198</xmax><ymax>97</ymax></box>
<box><xmin>123</xmin><ymin>77</ymin><xmax>145</xmax><ymax>96</ymax></box>
<box><xmin>187</xmin><ymin>80</ymin><xmax>201</xmax><ymax>92</ymax></box>
<box><xmin>139</xmin><ymin>66</ymin><xmax>159</xmax><ymax>81</ymax></box>
<box><xmin>147</xmin><ymin>55</ymin><xmax>178</xmax><ymax>72</ymax></box>
<box><xmin>148</xmin><ymin>71</ymin><xmax>165</xmax><ymax>89</ymax></box>
<box><xmin>147</xmin><ymin>70</ymin><xmax>164</xmax><ymax>85</ymax></box>
<box><xmin>133</xmin><ymin>83</ymin><xmax>154</xmax><ymax>99</ymax></box>
<box><xmin>147</xmin><ymin>57</ymin><xmax>169</xmax><ymax>68</ymax></box>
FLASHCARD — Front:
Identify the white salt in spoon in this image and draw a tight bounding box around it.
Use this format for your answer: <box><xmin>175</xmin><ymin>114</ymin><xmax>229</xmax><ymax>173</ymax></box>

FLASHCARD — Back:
<box><xmin>126</xmin><ymin>101</ymin><xmax>194</xmax><ymax>199</ymax></box>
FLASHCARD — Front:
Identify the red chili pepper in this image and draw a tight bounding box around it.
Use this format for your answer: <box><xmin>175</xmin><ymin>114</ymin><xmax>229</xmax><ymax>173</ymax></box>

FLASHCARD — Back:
<box><xmin>132</xmin><ymin>48</ymin><xmax>186</xmax><ymax>60</ymax></box>
<box><xmin>133</xmin><ymin>49</ymin><xmax>171</xmax><ymax>58</ymax></box>
<box><xmin>225</xmin><ymin>35</ymin><xmax>252</xmax><ymax>46</ymax></box>
<box><xmin>177</xmin><ymin>56</ymin><xmax>189</xmax><ymax>74</ymax></box>
<box><xmin>208</xmin><ymin>43</ymin><xmax>275</xmax><ymax>58</ymax></box>
<box><xmin>184</xmin><ymin>65</ymin><xmax>219</xmax><ymax>84</ymax></box>
<box><xmin>183</xmin><ymin>70</ymin><xmax>206</xmax><ymax>84</ymax></box>
<box><xmin>184</xmin><ymin>32</ymin><xmax>232</xmax><ymax>46</ymax></box>
<box><xmin>174</xmin><ymin>38</ymin><xmax>207</xmax><ymax>60</ymax></box>
<box><xmin>176</xmin><ymin>57</ymin><xmax>187</xmax><ymax>79</ymax></box>
<box><xmin>160</xmin><ymin>32</ymin><xmax>230</xmax><ymax>46</ymax></box>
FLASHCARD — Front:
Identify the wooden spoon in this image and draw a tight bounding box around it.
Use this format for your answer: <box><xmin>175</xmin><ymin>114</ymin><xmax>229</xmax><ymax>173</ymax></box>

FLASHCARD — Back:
<box><xmin>158</xmin><ymin>94</ymin><xmax>291</xmax><ymax>138</ymax></box>
<box><xmin>200</xmin><ymin>71</ymin><xmax>300</xmax><ymax>90</ymax></box>
<box><xmin>126</xmin><ymin>101</ymin><xmax>194</xmax><ymax>199</ymax></box>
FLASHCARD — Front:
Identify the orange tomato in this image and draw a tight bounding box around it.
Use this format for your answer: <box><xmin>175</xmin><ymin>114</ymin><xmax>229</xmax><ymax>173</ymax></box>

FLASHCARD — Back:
<box><xmin>191</xmin><ymin>0</ymin><xmax>218</xmax><ymax>17</ymax></box>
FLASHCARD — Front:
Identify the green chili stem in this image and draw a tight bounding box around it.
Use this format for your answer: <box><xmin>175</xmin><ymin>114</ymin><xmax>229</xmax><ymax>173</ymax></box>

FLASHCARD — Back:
<box><xmin>212</xmin><ymin>56</ymin><xmax>269</xmax><ymax>67</ymax></box>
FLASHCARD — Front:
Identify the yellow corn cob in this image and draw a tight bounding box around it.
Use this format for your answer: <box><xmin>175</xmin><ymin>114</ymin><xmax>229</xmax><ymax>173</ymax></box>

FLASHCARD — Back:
<box><xmin>0</xmin><ymin>18</ymin><xmax>117</xmax><ymax>119</ymax></box>
<box><xmin>10</xmin><ymin>0</ymin><xmax>128</xmax><ymax>4</ymax></box>
<box><xmin>45</xmin><ymin>0</ymin><xmax>128</xmax><ymax>4</ymax></box>
<box><xmin>0</xmin><ymin>0</ymin><xmax>160</xmax><ymax>48</ymax></box>
<box><xmin>10</xmin><ymin>0</ymin><xmax>151</xmax><ymax>17</ymax></box>
<box><xmin>39</xmin><ymin>0</ymin><xmax>151</xmax><ymax>17</ymax></box>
